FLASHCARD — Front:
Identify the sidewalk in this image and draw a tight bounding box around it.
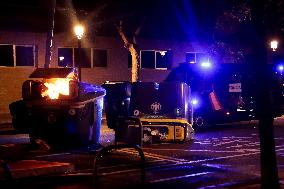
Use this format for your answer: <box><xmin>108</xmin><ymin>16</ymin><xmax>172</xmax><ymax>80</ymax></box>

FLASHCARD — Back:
<box><xmin>0</xmin><ymin>160</ymin><xmax>74</xmax><ymax>180</ymax></box>
<box><xmin>0</xmin><ymin>113</ymin><xmax>114</xmax><ymax>183</ymax></box>
<box><xmin>0</xmin><ymin>113</ymin><xmax>13</xmax><ymax>131</ymax></box>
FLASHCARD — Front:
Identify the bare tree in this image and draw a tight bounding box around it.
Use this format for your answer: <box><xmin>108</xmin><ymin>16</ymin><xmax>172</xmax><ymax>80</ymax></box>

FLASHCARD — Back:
<box><xmin>116</xmin><ymin>20</ymin><xmax>143</xmax><ymax>82</ymax></box>
<box><xmin>211</xmin><ymin>0</ymin><xmax>282</xmax><ymax>187</ymax></box>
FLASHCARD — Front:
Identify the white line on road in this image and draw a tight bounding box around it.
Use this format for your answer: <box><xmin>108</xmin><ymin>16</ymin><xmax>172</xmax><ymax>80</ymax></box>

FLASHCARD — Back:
<box><xmin>141</xmin><ymin>148</ymin><xmax>284</xmax><ymax>165</ymax></box>
<box><xmin>149</xmin><ymin>171</ymin><xmax>212</xmax><ymax>183</ymax></box>
<box><xmin>35</xmin><ymin>152</ymin><xmax>71</xmax><ymax>158</ymax></box>
<box><xmin>119</xmin><ymin>149</ymin><xmax>187</xmax><ymax>163</ymax></box>
<box><xmin>142</xmin><ymin>148</ymin><xmax>246</xmax><ymax>153</ymax></box>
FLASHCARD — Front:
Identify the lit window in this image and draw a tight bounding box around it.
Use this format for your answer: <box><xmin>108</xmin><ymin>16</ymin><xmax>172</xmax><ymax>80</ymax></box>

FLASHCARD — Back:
<box><xmin>140</xmin><ymin>50</ymin><xmax>171</xmax><ymax>69</ymax></box>
<box><xmin>156</xmin><ymin>51</ymin><xmax>169</xmax><ymax>69</ymax></box>
<box><xmin>58</xmin><ymin>48</ymin><xmax>73</xmax><ymax>67</ymax></box>
<box><xmin>185</xmin><ymin>52</ymin><xmax>208</xmax><ymax>64</ymax></box>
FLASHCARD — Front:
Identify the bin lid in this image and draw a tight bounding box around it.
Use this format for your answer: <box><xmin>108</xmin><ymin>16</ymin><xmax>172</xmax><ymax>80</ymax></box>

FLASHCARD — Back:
<box><xmin>29</xmin><ymin>68</ymin><xmax>77</xmax><ymax>79</ymax></box>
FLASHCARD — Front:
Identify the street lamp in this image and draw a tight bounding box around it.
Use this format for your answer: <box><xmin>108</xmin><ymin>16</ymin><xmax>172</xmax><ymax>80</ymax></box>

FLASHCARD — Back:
<box><xmin>74</xmin><ymin>24</ymin><xmax>85</xmax><ymax>81</ymax></box>
<box><xmin>271</xmin><ymin>40</ymin><xmax>278</xmax><ymax>52</ymax></box>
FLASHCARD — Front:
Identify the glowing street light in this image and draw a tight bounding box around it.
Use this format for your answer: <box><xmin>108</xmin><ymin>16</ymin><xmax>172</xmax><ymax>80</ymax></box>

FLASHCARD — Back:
<box><xmin>74</xmin><ymin>24</ymin><xmax>85</xmax><ymax>81</ymax></box>
<box><xmin>74</xmin><ymin>24</ymin><xmax>84</xmax><ymax>40</ymax></box>
<box><xmin>271</xmin><ymin>40</ymin><xmax>278</xmax><ymax>51</ymax></box>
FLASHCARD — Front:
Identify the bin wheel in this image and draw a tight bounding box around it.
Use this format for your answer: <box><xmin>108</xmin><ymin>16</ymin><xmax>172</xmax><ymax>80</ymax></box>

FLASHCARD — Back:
<box><xmin>194</xmin><ymin>116</ymin><xmax>207</xmax><ymax>128</ymax></box>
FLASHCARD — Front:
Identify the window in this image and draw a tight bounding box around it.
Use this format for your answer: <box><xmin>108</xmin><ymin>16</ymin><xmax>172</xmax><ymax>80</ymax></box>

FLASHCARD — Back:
<box><xmin>16</xmin><ymin>46</ymin><xmax>34</xmax><ymax>66</ymax></box>
<box><xmin>58</xmin><ymin>47</ymin><xmax>108</xmax><ymax>68</ymax></box>
<box><xmin>186</xmin><ymin>52</ymin><xmax>208</xmax><ymax>64</ymax></box>
<box><xmin>0</xmin><ymin>44</ymin><xmax>35</xmax><ymax>67</ymax></box>
<box><xmin>0</xmin><ymin>45</ymin><xmax>13</xmax><ymax>67</ymax></box>
<box><xmin>185</xmin><ymin>53</ymin><xmax>196</xmax><ymax>64</ymax></box>
<box><xmin>93</xmin><ymin>49</ymin><xmax>107</xmax><ymax>67</ymax></box>
<box><xmin>58</xmin><ymin>48</ymin><xmax>73</xmax><ymax>67</ymax></box>
<box><xmin>156</xmin><ymin>51</ymin><xmax>169</xmax><ymax>69</ymax></box>
<box><xmin>141</xmin><ymin>50</ymin><xmax>155</xmax><ymax>69</ymax></box>
<box><xmin>74</xmin><ymin>48</ymin><xmax>91</xmax><ymax>68</ymax></box>
<box><xmin>140</xmin><ymin>50</ymin><xmax>171</xmax><ymax>69</ymax></box>
<box><xmin>128</xmin><ymin>52</ymin><xmax>132</xmax><ymax>68</ymax></box>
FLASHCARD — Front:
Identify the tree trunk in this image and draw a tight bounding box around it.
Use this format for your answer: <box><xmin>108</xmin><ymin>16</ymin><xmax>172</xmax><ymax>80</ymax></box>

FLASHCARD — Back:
<box><xmin>44</xmin><ymin>0</ymin><xmax>56</xmax><ymax>68</ymax></box>
<box><xmin>249</xmin><ymin>0</ymin><xmax>280</xmax><ymax>188</ymax></box>
<box><xmin>130</xmin><ymin>44</ymin><xmax>139</xmax><ymax>82</ymax></box>
<box><xmin>116</xmin><ymin>21</ymin><xmax>141</xmax><ymax>82</ymax></box>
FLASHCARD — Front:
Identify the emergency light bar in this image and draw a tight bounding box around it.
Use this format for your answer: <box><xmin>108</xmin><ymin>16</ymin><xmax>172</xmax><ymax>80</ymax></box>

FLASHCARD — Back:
<box><xmin>201</xmin><ymin>61</ymin><xmax>211</xmax><ymax>68</ymax></box>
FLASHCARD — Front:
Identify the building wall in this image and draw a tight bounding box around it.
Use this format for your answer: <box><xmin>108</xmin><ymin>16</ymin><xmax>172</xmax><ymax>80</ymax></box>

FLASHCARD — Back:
<box><xmin>0</xmin><ymin>31</ymin><xmax>205</xmax><ymax>114</ymax></box>
<box><xmin>0</xmin><ymin>32</ymin><xmax>46</xmax><ymax>114</ymax></box>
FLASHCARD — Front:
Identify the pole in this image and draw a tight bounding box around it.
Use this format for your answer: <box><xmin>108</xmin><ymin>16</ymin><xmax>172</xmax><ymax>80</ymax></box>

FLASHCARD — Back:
<box><xmin>77</xmin><ymin>39</ymin><xmax>82</xmax><ymax>81</ymax></box>
<box><xmin>44</xmin><ymin>0</ymin><xmax>56</xmax><ymax>68</ymax></box>
<box><xmin>249</xmin><ymin>0</ymin><xmax>280</xmax><ymax>188</ymax></box>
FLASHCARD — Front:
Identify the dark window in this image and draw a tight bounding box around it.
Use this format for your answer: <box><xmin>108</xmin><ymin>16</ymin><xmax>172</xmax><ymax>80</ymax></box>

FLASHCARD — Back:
<box><xmin>156</xmin><ymin>51</ymin><xmax>169</xmax><ymax>69</ymax></box>
<box><xmin>128</xmin><ymin>52</ymin><xmax>132</xmax><ymax>68</ymax></box>
<box><xmin>58</xmin><ymin>48</ymin><xmax>73</xmax><ymax>67</ymax></box>
<box><xmin>93</xmin><ymin>49</ymin><xmax>107</xmax><ymax>67</ymax></box>
<box><xmin>196</xmin><ymin>53</ymin><xmax>208</xmax><ymax>64</ymax></box>
<box><xmin>0</xmin><ymin>45</ymin><xmax>13</xmax><ymax>67</ymax></box>
<box><xmin>186</xmin><ymin>53</ymin><xmax>195</xmax><ymax>63</ymax></box>
<box><xmin>141</xmin><ymin>51</ymin><xmax>155</xmax><ymax>69</ymax></box>
<box><xmin>16</xmin><ymin>46</ymin><xmax>34</xmax><ymax>66</ymax></box>
<box><xmin>74</xmin><ymin>48</ymin><xmax>91</xmax><ymax>68</ymax></box>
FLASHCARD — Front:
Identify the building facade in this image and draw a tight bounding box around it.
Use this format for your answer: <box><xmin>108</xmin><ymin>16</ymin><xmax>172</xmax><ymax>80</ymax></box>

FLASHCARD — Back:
<box><xmin>0</xmin><ymin>30</ymin><xmax>209</xmax><ymax>114</ymax></box>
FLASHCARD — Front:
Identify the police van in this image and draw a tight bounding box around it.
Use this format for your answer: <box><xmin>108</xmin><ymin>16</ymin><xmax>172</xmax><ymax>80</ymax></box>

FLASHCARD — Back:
<box><xmin>165</xmin><ymin>62</ymin><xmax>284</xmax><ymax>128</ymax></box>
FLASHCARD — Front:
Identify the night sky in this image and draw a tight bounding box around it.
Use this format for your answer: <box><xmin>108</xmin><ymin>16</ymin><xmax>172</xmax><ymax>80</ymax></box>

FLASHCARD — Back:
<box><xmin>0</xmin><ymin>0</ymin><xmax>229</xmax><ymax>42</ymax></box>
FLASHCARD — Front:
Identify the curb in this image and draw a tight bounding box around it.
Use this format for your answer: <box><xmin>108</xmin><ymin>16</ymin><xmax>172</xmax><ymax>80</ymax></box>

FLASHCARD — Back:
<box><xmin>0</xmin><ymin>160</ymin><xmax>74</xmax><ymax>180</ymax></box>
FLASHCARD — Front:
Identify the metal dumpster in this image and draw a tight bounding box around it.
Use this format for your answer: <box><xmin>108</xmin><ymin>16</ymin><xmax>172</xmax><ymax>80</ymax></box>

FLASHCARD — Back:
<box><xmin>9</xmin><ymin>68</ymin><xmax>105</xmax><ymax>149</ymax></box>
<box><xmin>130</xmin><ymin>82</ymin><xmax>194</xmax><ymax>143</ymax></box>
<box><xmin>103</xmin><ymin>81</ymin><xmax>194</xmax><ymax>144</ymax></box>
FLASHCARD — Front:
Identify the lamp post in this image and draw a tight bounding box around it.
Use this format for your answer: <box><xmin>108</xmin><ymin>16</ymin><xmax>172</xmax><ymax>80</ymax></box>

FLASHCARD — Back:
<box><xmin>74</xmin><ymin>24</ymin><xmax>84</xmax><ymax>81</ymax></box>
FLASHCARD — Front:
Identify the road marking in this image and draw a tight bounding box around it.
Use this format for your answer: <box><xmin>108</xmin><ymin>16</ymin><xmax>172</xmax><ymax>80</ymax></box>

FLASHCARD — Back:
<box><xmin>92</xmin><ymin>148</ymin><xmax>284</xmax><ymax>178</ymax></box>
<box><xmin>226</xmin><ymin>144</ymin><xmax>243</xmax><ymax>148</ymax></box>
<box><xmin>149</xmin><ymin>171</ymin><xmax>212</xmax><ymax>183</ymax></box>
<box><xmin>213</xmin><ymin>140</ymin><xmax>242</xmax><ymax>146</ymax></box>
<box><xmin>143</xmin><ymin>148</ymin><xmax>246</xmax><ymax>153</ymax></box>
<box><xmin>194</xmin><ymin>141</ymin><xmax>212</xmax><ymax>145</ymax></box>
<box><xmin>120</xmin><ymin>149</ymin><xmax>188</xmax><ymax>163</ymax></box>
<box><xmin>122</xmin><ymin>148</ymin><xmax>282</xmax><ymax>165</ymax></box>
<box><xmin>35</xmin><ymin>152</ymin><xmax>71</xmax><ymax>158</ymax></box>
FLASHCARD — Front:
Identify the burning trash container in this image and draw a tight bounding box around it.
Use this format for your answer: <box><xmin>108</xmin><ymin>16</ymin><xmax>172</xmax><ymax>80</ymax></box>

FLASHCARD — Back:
<box><xmin>9</xmin><ymin>68</ymin><xmax>105</xmax><ymax>149</ymax></box>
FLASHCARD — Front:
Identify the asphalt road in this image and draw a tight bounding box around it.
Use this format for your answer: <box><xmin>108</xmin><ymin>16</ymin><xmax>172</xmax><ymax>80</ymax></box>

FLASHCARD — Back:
<box><xmin>1</xmin><ymin>121</ymin><xmax>284</xmax><ymax>188</ymax></box>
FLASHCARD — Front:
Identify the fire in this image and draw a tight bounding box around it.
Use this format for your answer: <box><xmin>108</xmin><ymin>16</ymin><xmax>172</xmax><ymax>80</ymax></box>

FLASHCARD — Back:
<box><xmin>41</xmin><ymin>78</ymin><xmax>71</xmax><ymax>99</ymax></box>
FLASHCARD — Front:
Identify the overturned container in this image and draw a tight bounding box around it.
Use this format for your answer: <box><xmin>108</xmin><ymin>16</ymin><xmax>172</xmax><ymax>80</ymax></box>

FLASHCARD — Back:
<box><xmin>103</xmin><ymin>81</ymin><xmax>194</xmax><ymax>144</ymax></box>
<box><xmin>9</xmin><ymin>68</ymin><xmax>105</xmax><ymax>149</ymax></box>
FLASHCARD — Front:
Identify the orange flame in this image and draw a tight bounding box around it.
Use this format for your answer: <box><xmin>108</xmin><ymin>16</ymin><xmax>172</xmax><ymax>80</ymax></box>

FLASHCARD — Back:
<box><xmin>41</xmin><ymin>78</ymin><xmax>71</xmax><ymax>99</ymax></box>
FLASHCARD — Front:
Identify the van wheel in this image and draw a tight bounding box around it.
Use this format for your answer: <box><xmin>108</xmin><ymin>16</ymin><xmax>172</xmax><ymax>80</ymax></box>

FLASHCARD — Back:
<box><xmin>193</xmin><ymin>116</ymin><xmax>208</xmax><ymax>129</ymax></box>
<box><xmin>195</xmin><ymin>116</ymin><xmax>204</xmax><ymax>126</ymax></box>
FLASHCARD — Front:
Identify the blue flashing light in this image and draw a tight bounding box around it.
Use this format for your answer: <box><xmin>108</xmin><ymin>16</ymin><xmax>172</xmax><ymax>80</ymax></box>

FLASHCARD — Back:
<box><xmin>201</xmin><ymin>61</ymin><xmax>211</xmax><ymax>68</ymax></box>
<box><xmin>154</xmin><ymin>82</ymin><xmax>160</xmax><ymax>90</ymax></box>
<box><xmin>278</xmin><ymin>65</ymin><xmax>284</xmax><ymax>72</ymax></box>
<box><xmin>192</xmin><ymin>99</ymin><xmax>198</xmax><ymax>105</ymax></box>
